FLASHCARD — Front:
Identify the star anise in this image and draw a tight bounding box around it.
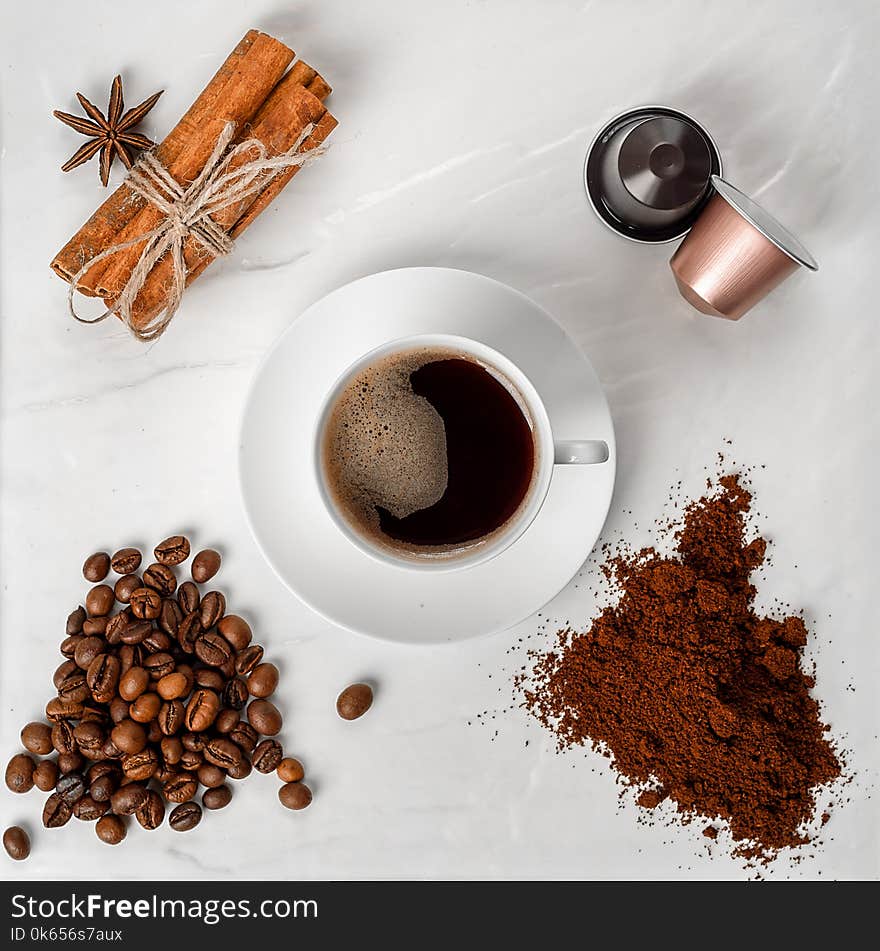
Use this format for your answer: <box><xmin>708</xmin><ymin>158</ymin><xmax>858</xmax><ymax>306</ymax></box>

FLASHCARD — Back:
<box><xmin>54</xmin><ymin>75</ymin><xmax>163</xmax><ymax>186</ymax></box>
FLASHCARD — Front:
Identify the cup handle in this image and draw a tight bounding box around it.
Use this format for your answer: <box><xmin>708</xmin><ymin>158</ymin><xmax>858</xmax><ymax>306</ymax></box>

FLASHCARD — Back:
<box><xmin>554</xmin><ymin>440</ymin><xmax>609</xmax><ymax>465</ymax></box>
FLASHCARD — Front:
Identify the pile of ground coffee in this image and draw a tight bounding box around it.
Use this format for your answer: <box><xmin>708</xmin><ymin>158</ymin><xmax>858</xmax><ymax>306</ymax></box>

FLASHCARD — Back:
<box><xmin>521</xmin><ymin>474</ymin><xmax>841</xmax><ymax>861</ymax></box>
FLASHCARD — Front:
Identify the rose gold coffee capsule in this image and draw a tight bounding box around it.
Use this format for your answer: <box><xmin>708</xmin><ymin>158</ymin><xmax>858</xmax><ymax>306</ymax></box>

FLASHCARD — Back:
<box><xmin>670</xmin><ymin>176</ymin><xmax>818</xmax><ymax>320</ymax></box>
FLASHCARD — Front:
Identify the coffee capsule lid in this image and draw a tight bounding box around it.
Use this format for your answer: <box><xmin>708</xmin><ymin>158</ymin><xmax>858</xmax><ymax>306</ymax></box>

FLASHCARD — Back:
<box><xmin>710</xmin><ymin>176</ymin><xmax>818</xmax><ymax>271</ymax></box>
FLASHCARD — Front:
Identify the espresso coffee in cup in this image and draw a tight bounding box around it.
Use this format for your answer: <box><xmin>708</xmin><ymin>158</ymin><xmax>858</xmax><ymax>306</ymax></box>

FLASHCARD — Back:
<box><xmin>320</xmin><ymin>344</ymin><xmax>540</xmax><ymax>564</ymax></box>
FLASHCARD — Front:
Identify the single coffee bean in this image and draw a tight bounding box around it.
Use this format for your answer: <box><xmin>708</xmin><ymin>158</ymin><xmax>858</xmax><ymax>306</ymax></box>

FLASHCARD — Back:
<box><xmin>96</xmin><ymin>815</ymin><xmax>126</xmax><ymax>845</ymax></box>
<box><xmin>155</xmin><ymin>535</ymin><xmax>191</xmax><ymax>566</ymax></box>
<box><xmin>159</xmin><ymin>598</ymin><xmax>183</xmax><ymax>637</ymax></box>
<box><xmin>58</xmin><ymin>670</ymin><xmax>90</xmax><ymax>703</ymax></box>
<box><xmin>194</xmin><ymin>667</ymin><xmax>225</xmax><ymax>691</ymax></box>
<box><xmin>85</xmin><ymin>584</ymin><xmax>115</xmax><ymax>617</ymax></box>
<box><xmin>278</xmin><ymin>782</ymin><xmax>312</xmax><ymax>811</ymax></box>
<box><xmin>111</xmin><ymin>548</ymin><xmax>142</xmax><ymax>575</ymax></box>
<box><xmin>144</xmin><ymin>652</ymin><xmax>175</xmax><ymax>680</ymax></box>
<box><xmin>194</xmin><ymin>631</ymin><xmax>232</xmax><ymax>667</ymax></box>
<box><xmin>89</xmin><ymin>774</ymin><xmax>117</xmax><ymax>803</ymax></box>
<box><xmin>277</xmin><ymin>757</ymin><xmax>304</xmax><ymax>784</ymax></box>
<box><xmin>163</xmin><ymin>772</ymin><xmax>198</xmax><ymax>804</ymax></box>
<box><xmin>229</xmin><ymin>722</ymin><xmax>258</xmax><ymax>754</ymax></box>
<box><xmin>60</xmin><ymin>634</ymin><xmax>82</xmax><ymax>659</ymax></box>
<box><xmin>202</xmin><ymin>785</ymin><xmax>232</xmax><ymax>810</ymax></box>
<box><xmin>226</xmin><ymin>757</ymin><xmax>252</xmax><ymax>780</ymax></box>
<box><xmin>110</xmin><ymin>783</ymin><xmax>148</xmax><ymax>816</ymax></box>
<box><xmin>82</xmin><ymin>617</ymin><xmax>109</xmax><ymax>636</ymax></box>
<box><xmin>100</xmin><ymin>737</ymin><xmax>123</xmax><ymax>759</ymax></box>
<box><xmin>192</xmin><ymin>549</ymin><xmax>221</xmax><ymax>583</ymax></box>
<box><xmin>181</xmin><ymin>732</ymin><xmax>207</xmax><ymax>752</ymax></box>
<box><xmin>200</xmin><ymin>591</ymin><xmax>226</xmax><ymax>629</ymax></box>
<box><xmin>143</xmin><ymin>563</ymin><xmax>178</xmax><ymax>596</ymax></box>
<box><xmin>247</xmin><ymin>699</ymin><xmax>283</xmax><ymax>736</ymax></box>
<box><xmin>143</xmin><ymin>633</ymin><xmax>171</xmax><ymax>656</ymax></box>
<box><xmin>80</xmin><ymin>703</ymin><xmax>109</xmax><ymax>725</ymax></box>
<box><xmin>336</xmin><ymin>683</ymin><xmax>374</xmax><ymax>721</ymax></box>
<box><xmin>120</xmin><ymin>621</ymin><xmax>152</xmax><ymax>646</ymax></box>
<box><xmin>136</xmin><ymin>790</ymin><xmax>165</xmax><ymax>830</ymax></box>
<box><xmin>177</xmin><ymin>581</ymin><xmax>200</xmax><ymax>614</ymax></box>
<box><xmin>130</xmin><ymin>692</ymin><xmax>161</xmax><ymax>723</ymax></box>
<box><xmin>43</xmin><ymin>791</ymin><xmax>73</xmax><ymax>827</ymax></box>
<box><xmin>158</xmin><ymin>700</ymin><xmax>185</xmax><ymax>736</ymax></box>
<box><xmin>74</xmin><ymin>636</ymin><xmax>106</xmax><ymax>670</ymax></box>
<box><xmin>87</xmin><ymin>761</ymin><xmax>118</xmax><ymax>783</ymax></box>
<box><xmin>83</xmin><ymin>551</ymin><xmax>111</xmax><ymax>582</ymax></box>
<box><xmin>235</xmin><ymin>645</ymin><xmax>264</xmax><ymax>676</ymax></box>
<box><xmin>3</xmin><ymin>826</ymin><xmax>30</xmax><ymax>861</ymax></box>
<box><xmin>73</xmin><ymin>722</ymin><xmax>105</xmax><ymax>754</ymax></box>
<box><xmin>33</xmin><ymin>759</ymin><xmax>59</xmax><ymax>792</ymax></box>
<box><xmin>203</xmin><ymin>737</ymin><xmax>242</xmax><ymax>769</ymax></box>
<box><xmin>160</xmin><ymin>737</ymin><xmax>183</xmax><ymax>766</ymax></box>
<box><xmin>5</xmin><ymin>754</ymin><xmax>36</xmax><ymax>793</ymax></box>
<box><xmin>51</xmin><ymin>720</ymin><xmax>77</xmax><ymax>754</ymax></box>
<box><xmin>169</xmin><ymin>802</ymin><xmax>202</xmax><ymax>832</ymax></box>
<box><xmin>109</xmin><ymin>697</ymin><xmax>131</xmax><ymax>724</ymax></box>
<box><xmin>130</xmin><ymin>587</ymin><xmax>161</xmax><ymax>620</ymax></box>
<box><xmin>58</xmin><ymin>750</ymin><xmax>85</xmax><ymax>774</ymax></box>
<box><xmin>56</xmin><ymin>772</ymin><xmax>86</xmax><ymax>804</ymax></box>
<box><xmin>111</xmin><ymin>720</ymin><xmax>147</xmax><ymax>755</ymax></box>
<box><xmin>214</xmin><ymin>708</ymin><xmax>240</xmax><ymax>734</ymax></box>
<box><xmin>223</xmin><ymin>678</ymin><xmax>249</xmax><ymax>711</ymax></box>
<box><xmin>252</xmin><ymin>739</ymin><xmax>283</xmax><ymax>773</ymax></box>
<box><xmin>247</xmin><ymin>663</ymin><xmax>279</xmax><ymax>699</ymax></box>
<box><xmin>217</xmin><ymin>615</ymin><xmax>252</xmax><ymax>651</ymax></box>
<box><xmin>177</xmin><ymin>612</ymin><xmax>202</xmax><ymax>654</ymax></box>
<box><xmin>176</xmin><ymin>664</ymin><xmax>195</xmax><ymax>695</ymax></box>
<box><xmin>197</xmin><ymin>763</ymin><xmax>226</xmax><ymax>788</ymax></box>
<box><xmin>185</xmin><ymin>689</ymin><xmax>220</xmax><ymax>732</ymax></box>
<box><xmin>54</xmin><ymin>659</ymin><xmax>78</xmax><ymax>689</ymax></box>
<box><xmin>104</xmin><ymin>611</ymin><xmax>130</xmax><ymax>645</ymax></box>
<box><xmin>122</xmin><ymin>748</ymin><xmax>158</xmax><ymax>782</ymax></box>
<box><xmin>74</xmin><ymin>795</ymin><xmax>109</xmax><ymax>821</ymax></box>
<box><xmin>180</xmin><ymin>750</ymin><xmax>203</xmax><ymax>771</ymax></box>
<box><xmin>114</xmin><ymin>573</ymin><xmax>142</xmax><ymax>604</ymax></box>
<box><xmin>117</xmin><ymin>644</ymin><xmax>143</xmax><ymax>675</ymax></box>
<box><xmin>157</xmin><ymin>672</ymin><xmax>188</xmax><ymax>700</ymax></box>
<box><xmin>86</xmin><ymin>653</ymin><xmax>121</xmax><ymax>704</ymax></box>
<box><xmin>46</xmin><ymin>697</ymin><xmax>84</xmax><ymax>721</ymax></box>
<box><xmin>66</xmin><ymin>605</ymin><xmax>87</xmax><ymax>636</ymax></box>
<box><xmin>119</xmin><ymin>666</ymin><xmax>149</xmax><ymax>702</ymax></box>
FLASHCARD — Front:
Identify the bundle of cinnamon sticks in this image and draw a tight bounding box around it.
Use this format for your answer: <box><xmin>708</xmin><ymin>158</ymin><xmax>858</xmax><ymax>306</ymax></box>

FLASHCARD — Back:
<box><xmin>51</xmin><ymin>30</ymin><xmax>336</xmax><ymax>334</ymax></box>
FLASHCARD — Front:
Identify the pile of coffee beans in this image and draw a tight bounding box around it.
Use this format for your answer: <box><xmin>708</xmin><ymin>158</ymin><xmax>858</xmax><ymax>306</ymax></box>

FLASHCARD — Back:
<box><xmin>4</xmin><ymin>536</ymin><xmax>311</xmax><ymax>856</ymax></box>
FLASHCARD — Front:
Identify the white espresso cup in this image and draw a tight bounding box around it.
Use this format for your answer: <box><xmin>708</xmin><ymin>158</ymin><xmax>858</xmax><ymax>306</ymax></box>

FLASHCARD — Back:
<box><xmin>314</xmin><ymin>334</ymin><xmax>609</xmax><ymax>572</ymax></box>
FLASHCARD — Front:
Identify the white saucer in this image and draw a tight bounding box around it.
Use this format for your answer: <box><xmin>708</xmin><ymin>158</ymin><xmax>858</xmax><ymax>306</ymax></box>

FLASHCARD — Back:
<box><xmin>239</xmin><ymin>268</ymin><xmax>616</xmax><ymax>644</ymax></box>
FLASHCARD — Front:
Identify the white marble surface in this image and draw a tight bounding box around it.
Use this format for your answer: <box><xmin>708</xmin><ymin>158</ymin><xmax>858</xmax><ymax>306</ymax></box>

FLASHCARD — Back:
<box><xmin>2</xmin><ymin>0</ymin><xmax>878</xmax><ymax>881</ymax></box>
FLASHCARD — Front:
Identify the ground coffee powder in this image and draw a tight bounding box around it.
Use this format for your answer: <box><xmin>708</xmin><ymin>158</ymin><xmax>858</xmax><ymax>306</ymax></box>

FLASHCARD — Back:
<box><xmin>521</xmin><ymin>474</ymin><xmax>841</xmax><ymax>862</ymax></box>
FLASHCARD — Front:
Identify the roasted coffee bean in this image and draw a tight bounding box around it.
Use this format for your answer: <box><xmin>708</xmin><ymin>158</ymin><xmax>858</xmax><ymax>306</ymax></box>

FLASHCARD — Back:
<box><xmin>89</xmin><ymin>773</ymin><xmax>117</xmax><ymax>803</ymax></box>
<box><xmin>87</xmin><ymin>761</ymin><xmax>118</xmax><ymax>783</ymax></box>
<box><xmin>144</xmin><ymin>652</ymin><xmax>175</xmax><ymax>680</ymax></box>
<box><xmin>58</xmin><ymin>751</ymin><xmax>84</xmax><ymax>774</ymax></box>
<box><xmin>217</xmin><ymin>615</ymin><xmax>252</xmax><ymax>652</ymax></box>
<box><xmin>54</xmin><ymin>659</ymin><xmax>78</xmax><ymax>689</ymax></box>
<box><xmin>181</xmin><ymin>732</ymin><xmax>207</xmax><ymax>752</ymax></box>
<box><xmin>74</xmin><ymin>795</ymin><xmax>109</xmax><ymax>821</ymax></box>
<box><xmin>83</xmin><ymin>617</ymin><xmax>109</xmax><ymax>636</ymax></box>
<box><xmin>51</xmin><ymin>720</ymin><xmax>77</xmax><ymax>754</ymax></box>
<box><xmin>114</xmin><ymin>573</ymin><xmax>142</xmax><ymax>604</ymax></box>
<box><xmin>86</xmin><ymin>654</ymin><xmax>121</xmax><ymax>704</ymax></box>
<box><xmin>136</xmin><ymin>790</ymin><xmax>165</xmax><ymax>830</ymax></box>
<box><xmin>177</xmin><ymin>664</ymin><xmax>195</xmax><ymax>694</ymax></box>
<box><xmin>277</xmin><ymin>757</ymin><xmax>305</xmax><ymax>784</ymax></box>
<box><xmin>247</xmin><ymin>699</ymin><xmax>282</xmax><ymax>736</ymax></box>
<box><xmin>227</xmin><ymin>723</ymin><xmax>256</xmax><ymax>755</ymax></box>
<box><xmin>96</xmin><ymin>815</ymin><xmax>126</xmax><ymax>845</ymax></box>
<box><xmin>117</xmin><ymin>644</ymin><xmax>142</xmax><ymax>675</ymax></box>
<box><xmin>110</xmin><ymin>720</ymin><xmax>147</xmax><ymax>755</ymax></box>
<box><xmin>109</xmin><ymin>697</ymin><xmax>131</xmax><ymax>724</ymax></box>
<box><xmin>5</xmin><ymin>754</ymin><xmax>36</xmax><ymax>793</ymax></box>
<box><xmin>122</xmin><ymin>748</ymin><xmax>158</xmax><ymax>782</ymax></box>
<box><xmin>110</xmin><ymin>783</ymin><xmax>148</xmax><ymax>816</ymax></box>
<box><xmin>194</xmin><ymin>667</ymin><xmax>225</xmax><ymax>691</ymax></box>
<box><xmin>43</xmin><ymin>791</ymin><xmax>73</xmax><ymax>827</ymax></box>
<box><xmin>222</xmin><ymin>677</ymin><xmax>248</xmax><ymax>711</ymax></box>
<box><xmin>247</xmin><ymin>663</ymin><xmax>279</xmax><ymax>699</ymax></box>
<box><xmin>146</xmin><ymin>719</ymin><xmax>163</xmax><ymax>744</ymax></box>
<box><xmin>194</xmin><ymin>631</ymin><xmax>232</xmax><ymax>667</ymax></box>
<box><xmin>130</xmin><ymin>692</ymin><xmax>161</xmax><ymax>724</ymax></box>
<box><xmin>120</xmin><ymin>621</ymin><xmax>152</xmax><ymax>645</ymax></box>
<box><xmin>199</xmin><ymin>591</ymin><xmax>226</xmax><ymax>629</ymax></box>
<box><xmin>58</xmin><ymin>670</ymin><xmax>90</xmax><ymax>704</ymax></box>
<box><xmin>130</xmin><ymin>587</ymin><xmax>161</xmax><ymax>620</ymax></box>
<box><xmin>226</xmin><ymin>757</ymin><xmax>252</xmax><ymax>780</ymax></box>
<box><xmin>85</xmin><ymin>584</ymin><xmax>115</xmax><ymax>617</ymax></box>
<box><xmin>252</xmin><ymin>739</ymin><xmax>283</xmax><ymax>773</ymax></box>
<box><xmin>235</xmin><ymin>645</ymin><xmax>263</xmax><ymax>675</ymax></box>
<box><xmin>158</xmin><ymin>700</ymin><xmax>185</xmax><ymax>736</ymax></box>
<box><xmin>3</xmin><ymin>826</ymin><xmax>30</xmax><ymax>861</ymax></box>
<box><xmin>111</xmin><ymin>548</ymin><xmax>142</xmax><ymax>574</ymax></box>
<box><xmin>204</xmin><ymin>737</ymin><xmax>242</xmax><ymax>769</ymax></box>
<box><xmin>159</xmin><ymin>598</ymin><xmax>183</xmax><ymax>636</ymax></box>
<box><xmin>61</xmin><ymin>635</ymin><xmax>83</xmax><ymax>661</ymax></box>
<box><xmin>155</xmin><ymin>535</ymin><xmax>191</xmax><ymax>566</ymax></box>
<box><xmin>34</xmin><ymin>759</ymin><xmax>60</xmax><ymax>792</ymax></box>
<box><xmin>197</xmin><ymin>763</ymin><xmax>226</xmax><ymax>788</ymax></box>
<box><xmin>177</xmin><ymin>581</ymin><xmax>200</xmax><ymax>614</ymax></box>
<box><xmin>185</xmin><ymin>689</ymin><xmax>220</xmax><ymax>732</ymax></box>
<box><xmin>46</xmin><ymin>697</ymin><xmax>84</xmax><ymax>721</ymax></box>
<box><xmin>144</xmin><ymin>629</ymin><xmax>172</xmax><ymax>653</ymax></box>
<box><xmin>279</xmin><ymin>782</ymin><xmax>312</xmax><ymax>811</ymax></box>
<box><xmin>83</xmin><ymin>551</ymin><xmax>111</xmax><ymax>582</ymax></box>
<box><xmin>101</xmin><ymin>737</ymin><xmax>123</xmax><ymax>759</ymax></box>
<box><xmin>192</xmin><ymin>549</ymin><xmax>221</xmax><ymax>583</ymax></box>
<box><xmin>180</xmin><ymin>750</ymin><xmax>203</xmax><ymax>771</ymax></box>
<box><xmin>202</xmin><ymin>785</ymin><xmax>232</xmax><ymax>810</ymax></box>
<box><xmin>66</xmin><ymin>605</ymin><xmax>87</xmax><ymax>636</ymax></box>
<box><xmin>160</xmin><ymin>737</ymin><xmax>184</xmax><ymax>766</ymax></box>
<box><xmin>143</xmin><ymin>563</ymin><xmax>178</xmax><ymax>596</ymax></box>
<box><xmin>56</xmin><ymin>772</ymin><xmax>86</xmax><ymax>804</ymax></box>
<box><xmin>119</xmin><ymin>667</ymin><xmax>149</xmax><ymax>701</ymax></box>
<box><xmin>74</xmin><ymin>635</ymin><xmax>106</xmax><ymax>670</ymax></box>
<box><xmin>177</xmin><ymin>612</ymin><xmax>202</xmax><ymax>654</ymax></box>
<box><xmin>157</xmin><ymin>672</ymin><xmax>188</xmax><ymax>700</ymax></box>
<box><xmin>104</xmin><ymin>611</ymin><xmax>130</xmax><ymax>645</ymax></box>
<box><xmin>79</xmin><ymin>703</ymin><xmax>109</xmax><ymax>725</ymax></box>
<box><xmin>215</xmin><ymin>709</ymin><xmax>240</xmax><ymax>734</ymax></box>
<box><xmin>169</xmin><ymin>802</ymin><xmax>202</xmax><ymax>832</ymax></box>
<box><xmin>73</xmin><ymin>722</ymin><xmax>105</xmax><ymax>754</ymax></box>
<box><xmin>163</xmin><ymin>772</ymin><xmax>198</xmax><ymax>803</ymax></box>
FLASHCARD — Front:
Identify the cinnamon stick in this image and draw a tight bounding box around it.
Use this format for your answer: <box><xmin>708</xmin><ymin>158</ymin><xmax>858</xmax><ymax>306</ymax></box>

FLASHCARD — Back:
<box><xmin>50</xmin><ymin>30</ymin><xmax>295</xmax><ymax>293</ymax></box>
